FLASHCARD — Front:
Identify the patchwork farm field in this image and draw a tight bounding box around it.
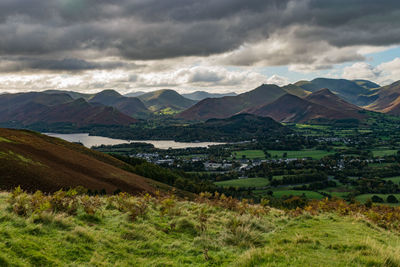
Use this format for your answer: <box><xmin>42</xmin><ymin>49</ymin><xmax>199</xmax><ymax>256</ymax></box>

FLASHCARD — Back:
<box><xmin>232</xmin><ymin>150</ymin><xmax>265</xmax><ymax>159</ymax></box>
<box><xmin>232</xmin><ymin>149</ymin><xmax>334</xmax><ymax>160</ymax></box>
<box><xmin>215</xmin><ymin>178</ymin><xmax>270</xmax><ymax>188</ymax></box>
<box><xmin>383</xmin><ymin>176</ymin><xmax>400</xmax><ymax>184</ymax></box>
<box><xmin>267</xmin><ymin>150</ymin><xmax>334</xmax><ymax>160</ymax></box>
<box><xmin>253</xmin><ymin>189</ymin><xmax>325</xmax><ymax>200</ymax></box>
<box><xmin>372</xmin><ymin>149</ymin><xmax>398</xmax><ymax>157</ymax></box>
<box><xmin>355</xmin><ymin>194</ymin><xmax>400</xmax><ymax>205</ymax></box>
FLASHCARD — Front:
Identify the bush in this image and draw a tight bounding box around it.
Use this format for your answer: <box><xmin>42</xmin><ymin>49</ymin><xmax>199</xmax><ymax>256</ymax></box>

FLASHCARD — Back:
<box><xmin>371</xmin><ymin>195</ymin><xmax>384</xmax><ymax>203</ymax></box>
<box><xmin>387</xmin><ymin>195</ymin><xmax>399</xmax><ymax>203</ymax></box>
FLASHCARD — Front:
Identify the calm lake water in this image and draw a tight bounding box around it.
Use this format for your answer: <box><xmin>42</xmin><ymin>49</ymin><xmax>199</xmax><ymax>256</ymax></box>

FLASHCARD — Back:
<box><xmin>44</xmin><ymin>133</ymin><xmax>224</xmax><ymax>149</ymax></box>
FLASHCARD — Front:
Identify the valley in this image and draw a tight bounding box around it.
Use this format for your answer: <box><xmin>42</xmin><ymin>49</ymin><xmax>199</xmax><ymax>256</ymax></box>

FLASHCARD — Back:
<box><xmin>2</xmin><ymin>2</ymin><xmax>400</xmax><ymax>266</ymax></box>
<box><xmin>2</xmin><ymin>77</ymin><xmax>400</xmax><ymax>266</ymax></box>
<box><xmin>2</xmin><ymin>77</ymin><xmax>400</xmax><ymax>208</ymax></box>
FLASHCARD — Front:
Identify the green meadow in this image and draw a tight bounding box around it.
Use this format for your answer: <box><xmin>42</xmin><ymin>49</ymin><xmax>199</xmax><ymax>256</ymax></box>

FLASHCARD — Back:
<box><xmin>215</xmin><ymin>178</ymin><xmax>270</xmax><ymax>188</ymax></box>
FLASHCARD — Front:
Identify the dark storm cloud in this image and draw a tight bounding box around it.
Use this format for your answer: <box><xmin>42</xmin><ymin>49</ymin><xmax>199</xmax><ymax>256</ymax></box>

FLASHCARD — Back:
<box><xmin>0</xmin><ymin>57</ymin><xmax>140</xmax><ymax>72</ymax></box>
<box><xmin>0</xmin><ymin>0</ymin><xmax>399</xmax><ymax>66</ymax></box>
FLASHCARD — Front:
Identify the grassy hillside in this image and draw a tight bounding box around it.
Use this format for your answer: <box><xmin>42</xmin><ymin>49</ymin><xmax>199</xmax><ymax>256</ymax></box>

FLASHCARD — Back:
<box><xmin>0</xmin><ymin>128</ymin><xmax>158</xmax><ymax>194</ymax></box>
<box><xmin>1</xmin><ymin>190</ymin><xmax>400</xmax><ymax>266</ymax></box>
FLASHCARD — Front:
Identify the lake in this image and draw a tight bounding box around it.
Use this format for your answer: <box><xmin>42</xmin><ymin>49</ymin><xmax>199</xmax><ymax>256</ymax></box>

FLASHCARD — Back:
<box><xmin>44</xmin><ymin>133</ymin><xmax>224</xmax><ymax>149</ymax></box>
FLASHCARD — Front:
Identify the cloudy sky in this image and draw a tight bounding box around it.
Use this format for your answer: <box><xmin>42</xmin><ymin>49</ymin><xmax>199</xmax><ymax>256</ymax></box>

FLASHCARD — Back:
<box><xmin>0</xmin><ymin>0</ymin><xmax>399</xmax><ymax>94</ymax></box>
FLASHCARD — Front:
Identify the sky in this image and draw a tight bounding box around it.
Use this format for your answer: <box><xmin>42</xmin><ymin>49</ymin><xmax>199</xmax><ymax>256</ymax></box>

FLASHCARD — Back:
<box><xmin>0</xmin><ymin>0</ymin><xmax>399</xmax><ymax>94</ymax></box>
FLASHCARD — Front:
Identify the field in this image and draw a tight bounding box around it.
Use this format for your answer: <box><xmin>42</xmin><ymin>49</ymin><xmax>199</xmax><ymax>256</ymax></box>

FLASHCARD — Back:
<box><xmin>321</xmin><ymin>191</ymin><xmax>349</xmax><ymax>198</ymax></box>
<box><xmin>254</xmin><ymin>189</ymin><xmax>325</xmax><ymax>200</ymax></box>
<box><xmin>232</xmin><ymin>150</ymin><xmax>265</xmax><ymax>159</ymax></box>
<box><xmin>372</xmin><ymin>149</ymin><xmax>398</xmax><ymax>157</ymax></box>
<box><xmin>215</xmin><ymin>178</ymin><xmax>269</xmax><ymax>188</ymax></box>
<box><xmin>267</xmin><ymin>150</ymin><xmax>334</xmax><ymax>160</ymax></box>
<box><xmin>384</xmin><ymin>176</ymin><xmax>400</xmax><ymax>184</ymax></box>
<box><xmin>2</xmin><ymin>191</ymin><xmax>400</xmax><ymax>266</ymax></box>
<box><xmin>355</xmin><ymin>194</ymin><xmax>400</xmax><ymax>205</ymax></box>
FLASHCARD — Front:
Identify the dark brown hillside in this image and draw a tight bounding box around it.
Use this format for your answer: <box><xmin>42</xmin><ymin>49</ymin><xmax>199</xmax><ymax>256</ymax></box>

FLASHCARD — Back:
<box><xmin>0</xmin><ymin>92</ymin><xmax>137</xmax><ymax>126</ymax></box>
<box><xmin>244</xmin><ymin>94</ymin><xmax>363</xmax><ymax>123</ymax></box>
<box><xmin>89</xmin><ymin>90</ymin><xmax>150</xmax><ymax>118</ymax></box>
<box><xmin>0</xmin><ymin>128</ymin><xmax>157</xmax><ymax>194</ymax></box>
<box><xmin>383</xmin><ymin>97</ymin><xmax>400</xmax><ymax>115</ymax></box>
<box><xmin>306</xmin><ymin>88</ymin><xmax>362</xmax><ymax>112</ymax></box>
<box><xmin>40</xmin><ymin>99</ymin><xmax>137</xmax><ymax>126</ymax></box>
<box><xmin>176</xmin><ymin>84</ymin><xmax>286</xmax><ymax>120</ymax></box>
<box><xmin>367</xmin><ymin>81</ymin><xmax>400</xmax><ymax>114</ymax></box>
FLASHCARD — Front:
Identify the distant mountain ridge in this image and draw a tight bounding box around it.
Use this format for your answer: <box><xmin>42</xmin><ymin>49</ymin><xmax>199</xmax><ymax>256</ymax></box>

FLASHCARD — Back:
<box><xmin>305</xmin><ymin>88</ymin><xmax>361</xmax><ymax>112</ymax></box>
<box><xmin>367</xmin><ymin>81</ymin><xmax>400</xmax><ymax>115</ymax></box>
<box><xmin>176</xmin><ymin>84</ymin><xmax>286</xmax><ymax>120</ymax></box>
<box><xmin>182</xmin><ymin>91</ymin><xmax>237</xmax><ymax>101</ymax></box>
<box><xmin>124</xmin><ymin>91</ymin><xmax>146</xmax><ymax>97</ymax></box>
<box><xmin>244</xmin><ymin>89</ymin><xmax>365</xmax><ymax>123</ymax></box>
<box><xmin>137</xmin><ymin>89</ymin><xmax>197</xmax><ymax>112</ymax></box>
<box><xmin>88</xmin><ymin>90</ymin><xmax>150</xmax><ymax>118</ymax></box>
<box><xmin>5</xmin><ymin>78</ymin><xmax>400</xmax><ymax>127</ymax></box>
<box><xmin>0</xmin><ymin>92</ymin><xmax>136</xmax><ymax>127</ymax></box>
<box><xmin>295</xmin><ymin>78</ymin><xmax>379</xmax><ymax>106</ymax></box>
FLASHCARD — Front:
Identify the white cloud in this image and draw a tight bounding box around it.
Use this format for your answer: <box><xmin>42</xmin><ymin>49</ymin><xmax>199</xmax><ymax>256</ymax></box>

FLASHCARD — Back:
<box><xmin>341</xmin><ymin>58</ymin><xmax>400</xmax><ymax>85</ymax></box>
<box><xmin>136</xmin><ymin>66</ymin><xmax>268</xmax><ymax>92</ymax></box>
<box><xmin>0</xmin><ymin>66</ymin><xmax>269</xmax><ymax>94</ymax></box>
<box><xmin>342</xmin><ymin>62</ymin><xmax>382</xmax><ymax>81</ymax></box>
<box><xmin>377</xmin><ymin>58</ymin><xmax>400</xmax><ymax>84</ymax></box>
<box><xmin>216</xmin><ymin>26</ymin><xmax>366</xmax><ymax>72</ymax></box>
<box><xmin>266</xmin><ymin>75</ymin><xmax>290</xmax><ymax>86</ymax></box>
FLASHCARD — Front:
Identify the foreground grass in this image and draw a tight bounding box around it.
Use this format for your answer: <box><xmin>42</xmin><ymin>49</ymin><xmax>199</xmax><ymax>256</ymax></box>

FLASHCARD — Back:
<box><xmin>1</xmin><ymin>191</ymin><xmax>400</xmax><ymax>266</ymax></box>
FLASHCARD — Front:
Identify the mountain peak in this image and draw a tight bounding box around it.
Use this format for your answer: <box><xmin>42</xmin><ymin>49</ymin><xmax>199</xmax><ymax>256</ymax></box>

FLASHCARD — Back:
<box><xmin>95</xmin><ymin>89</ymin><xmax>122</xmax><ymax>98</ymax></box>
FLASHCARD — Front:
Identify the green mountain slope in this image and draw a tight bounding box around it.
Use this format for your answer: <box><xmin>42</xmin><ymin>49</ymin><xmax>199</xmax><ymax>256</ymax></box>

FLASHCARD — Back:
<box><xmin>282</xmin><ymin>84</ymin><xmax>311</xmax><ymax>98</ymax></box>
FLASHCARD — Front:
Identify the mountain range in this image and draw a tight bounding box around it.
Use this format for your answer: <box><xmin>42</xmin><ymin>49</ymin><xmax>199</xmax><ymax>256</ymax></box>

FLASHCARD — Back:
<box><xmin>2</xmin><ymin>78</ymin><xmax>400</xmax><ymax>128</ymax></box>
<box><xmin>0</xmin><ymin>92</ymin><xmax>136</xmax><ymax>127</ymax></box>
<box><xmin>294</xmin><ymin>78</ymin><xmax>380</xmax><ymax>106</ymax></box>
<box><xmin>177</xmin><ymin>79</ymin><xmax>400</xmax><ymax>123</ymax></box>
<box><xmin>244</xmin><ymin>89</ymin><xmax>365</xmax><ymax>123</ymax></box>
<box><xmin>176</xmin><ymin>84</ymin><xmax>286</xmax><ymax>120</ymax></box>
